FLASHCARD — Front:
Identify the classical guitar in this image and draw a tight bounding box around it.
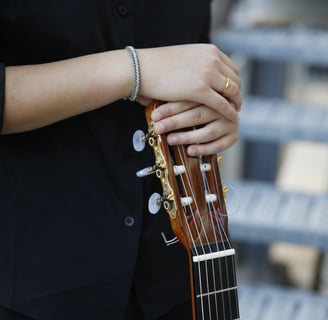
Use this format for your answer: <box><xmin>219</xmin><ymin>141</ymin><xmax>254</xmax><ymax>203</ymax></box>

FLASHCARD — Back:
<box><xmin>135</xmin><ymin>101</ymin><xmax>240</xmax><ymax>320</ymax></box>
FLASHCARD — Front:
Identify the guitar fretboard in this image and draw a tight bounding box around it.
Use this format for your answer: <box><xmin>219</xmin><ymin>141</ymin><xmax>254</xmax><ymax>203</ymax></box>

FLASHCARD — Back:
<box><xmin>191</xmin><ymin>242</ymin><xmax>240</xmax><ymax>320</ymax></box>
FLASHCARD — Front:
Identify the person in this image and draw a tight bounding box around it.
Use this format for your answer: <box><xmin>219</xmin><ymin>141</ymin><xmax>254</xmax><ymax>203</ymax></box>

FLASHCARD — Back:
<box><xmin>0</xmin><ymin>1</ymin><xmax>242</xmax><ymax>319</ymax></box>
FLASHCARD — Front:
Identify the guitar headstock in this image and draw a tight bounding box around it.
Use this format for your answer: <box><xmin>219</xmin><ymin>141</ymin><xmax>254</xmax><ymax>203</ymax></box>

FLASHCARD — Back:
<box><xmin>135</xmin><ymin>101</ymin><xmax>240</xmax><ymax>320</ymax></box>
<box><xmin>143</xmin><ymin>101</ymin><xmax>230</xmax><ymax>251</ymax></box>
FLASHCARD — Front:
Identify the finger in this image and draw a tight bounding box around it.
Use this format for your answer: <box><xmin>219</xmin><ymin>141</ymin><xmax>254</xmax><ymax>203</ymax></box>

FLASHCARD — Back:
<box><xmin>212</xmin><ymin>75</ymin><xmax>242</xmax><ymax>112</ymax></box>
<box><xmin>187</xmin><ymin>131</ymin><xmax>239</xmax><ymax>156</ymax></box>
<box><xmin>166</xmin><ymin>118</ymin><xmax>235</xmax><ymax>145</ymax></box>
<box><xmin>151</xmin><ymin>101</ymin><xmax>198</xmax><ymax>122</ymax></box>
<box><xmin>218</xmin><ymin>62</ymin><xmax>241</xmax><ymax>89</ymax></box>
<box><xmin>203</xmin><ymin>89</ymin><xmax>240</xmax><ymax>122</ymax></box>
<box><xmin>153</xmin><ymin>105</ymin><xmax>218</xmax><ymax>134</ymax></box>
<box><xmin>219</xmin><ymin>50</ymin><xmax>239</xmax><ymax>75</ymax></box>
<box><xmin>215</xmin><ymin>53</ymin><xmax>242</xmax><ymax>112</ymax></box>
<box><xmin>166</xmin><ymin>118</ymin><xmax>238</xmax><ymax>150</ymax></box>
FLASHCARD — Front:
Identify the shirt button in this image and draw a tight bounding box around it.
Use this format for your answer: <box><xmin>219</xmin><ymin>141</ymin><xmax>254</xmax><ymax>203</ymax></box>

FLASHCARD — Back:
<box><xmin>124</xmin><ymin>216</ymin><xmax>135</xmax><ymax>227</ymax></box>
<box><xmin>116</xmin><ymin>3</ymin><xmax>129</xmax><ymax>16</ymax></box>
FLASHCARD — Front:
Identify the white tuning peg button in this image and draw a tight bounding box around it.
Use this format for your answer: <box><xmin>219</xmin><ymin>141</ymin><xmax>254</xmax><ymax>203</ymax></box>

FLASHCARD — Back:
<box><xmin>148</xmin><ymin>192</ymin><xmax>162</xmax><ymax>214</ymax></box>
<box><xmin>136</xmin><ymin>166</ymin><xmax>155</xmax><ymax>178</ymax></box>
<box><xmin>133</xmin><ymin>130</ymin><xmax>146</xmax><ymax>152</ymax></box>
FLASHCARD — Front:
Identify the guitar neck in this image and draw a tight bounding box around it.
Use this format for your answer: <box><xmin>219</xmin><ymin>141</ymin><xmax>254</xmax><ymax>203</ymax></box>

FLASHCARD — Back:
<box><xmin>191</xmin><ymin>241</ymin><xmax>240</xmax><ymax>320</ymax></box>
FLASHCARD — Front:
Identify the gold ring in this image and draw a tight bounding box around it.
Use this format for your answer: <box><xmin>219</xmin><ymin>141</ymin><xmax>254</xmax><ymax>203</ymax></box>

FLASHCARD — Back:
<box><xmin>222</xmin><ymin>77</ymin><xmax>232</xmax><ymax>94</ymax></box>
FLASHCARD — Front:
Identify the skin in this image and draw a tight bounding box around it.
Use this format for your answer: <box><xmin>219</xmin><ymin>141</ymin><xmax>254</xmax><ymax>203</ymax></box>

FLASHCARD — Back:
<box><xmin>4</xmin><ymin>44</ymin><xmax>241</xmax><ymax>156</ymax></box>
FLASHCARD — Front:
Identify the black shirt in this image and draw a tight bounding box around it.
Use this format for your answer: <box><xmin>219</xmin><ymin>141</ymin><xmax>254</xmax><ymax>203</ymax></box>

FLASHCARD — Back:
<box><xmin>0</xmin><ymin>1</ymin><xmax>211</xmax><ymax>319</ymax></box>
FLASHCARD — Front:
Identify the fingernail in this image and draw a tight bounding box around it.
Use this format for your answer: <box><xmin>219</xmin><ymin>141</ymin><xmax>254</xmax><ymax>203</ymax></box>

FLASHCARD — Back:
<box><xmin>187</xmin><ymin>147</ymin><xmax>197</xmax><ymax>157</ymax></box>
<box><xmin>151</xmin><ymin>109</ymin><xmax>160</xmax><ymax>121</ymax></box>
<box><xmin>167</xmin><ymin>134</ymin><xmax>178</xmax><ymax>145</ymax></box>
<box><xmin>153</xmin><ymin>122</ymin><xmax>164</xmax><ymax>134</ymax></box>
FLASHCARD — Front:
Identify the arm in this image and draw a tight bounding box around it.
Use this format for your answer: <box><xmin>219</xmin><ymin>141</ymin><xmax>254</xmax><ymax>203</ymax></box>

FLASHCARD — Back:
<box><xmin>2</xmin><ymin>44</ymin><xmax>241</xmax><ymax>136</ymax></box>
<box><xmin>3</xmin><ymin>50</ymin><xmax>133</xmax><ymax>134</ymax></box>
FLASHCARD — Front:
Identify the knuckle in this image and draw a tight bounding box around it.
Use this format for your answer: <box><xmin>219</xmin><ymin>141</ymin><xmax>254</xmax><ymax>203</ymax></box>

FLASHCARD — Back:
<box><xmin>229</xmin><ymin>82</ymin><xmax>239</xmax><ymax>96</ymax></box>
<box><xmin>206</xmin><ymin>43</ymin><xmax>219</xmax><ymax>54</ymax></box>
<box><xmin>192</xmin><ymin>108</ymin><xmax>204</xmax><ymax>123</ymax></box>
<box><xmin>235</xmin><ymin>77</ymin><xmax>242</xmax><ymax>88</ymax></box>
<box><xmin>207</xmin><ymin>126</ymin><xmax>219</xmax><ymax>140</ymax></box>
<box><xmin>163</xmin><ymin>104</ymin><xmax>174</xmax><ymax>117</ymax></box>
<box><xmin>168</xmin><ymin>118</ymin><xmax>178</xmax><ymax>131</ymax></box>
<box><xmin>218</xmin><ymin>101</ymin><xmax>230</xmax><ymax>114</ymax></box>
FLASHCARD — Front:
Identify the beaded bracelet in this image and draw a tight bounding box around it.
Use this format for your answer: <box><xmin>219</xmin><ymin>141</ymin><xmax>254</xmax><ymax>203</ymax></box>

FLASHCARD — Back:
<box><xmin>125</xmin><ymin>46</ymin><xmax>141</xmax><ymax>102</ymax></box>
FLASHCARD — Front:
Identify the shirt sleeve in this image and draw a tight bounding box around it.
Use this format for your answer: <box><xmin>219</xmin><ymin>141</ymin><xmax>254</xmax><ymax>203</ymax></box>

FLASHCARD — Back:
<box><xmin>199</xmin><ymin>4</ymin><xmax>211</xmax><ymax>43</ymax></box>
<box><xmin>0</xmin><ymin>63</ymin><xmax>5</xmax><ymax>133</ymax></box>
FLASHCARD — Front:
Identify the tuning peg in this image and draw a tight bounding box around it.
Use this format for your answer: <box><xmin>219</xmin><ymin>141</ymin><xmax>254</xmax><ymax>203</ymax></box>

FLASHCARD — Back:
<box><xmin>132</xmin><ymin>130</ymin><xmax>146</xmax><ymax>152</ymax></box>
<box><xmin>173</xmin><ymin>165</ymin><xmax>185</xmax><ymax>175</ymax></box>
<box><xmin>136</xmin><ymin>166</ymin><xmax>155</xmax><ymax>178</ymax></box>
<box><xmin>205</xmin><ymin>194</ymin><xmax>217</xmax><ymax>203</ymax></box>
<box><xmin>172</xmin><ymin>163</ymin><xmax>211</xmax><ymax>176</ymax></box>
<box><xmin>200</xmin><ymin>163</ymin><xmax>211</xmax><ymax>172</ymax></box>
<box><xmin>148</xmin><ymin>192</ymin><xmax>162</xmax><ymax>214</ymax></box>
<box><xmin>181</xmin><ymin>196</ymin><xmax>193</xmax><ymax>207</ymax></box>
<box><xmin>223</xmin><ymin>184</ymin><xmax>240</xmax><ymax>216</ymax></box>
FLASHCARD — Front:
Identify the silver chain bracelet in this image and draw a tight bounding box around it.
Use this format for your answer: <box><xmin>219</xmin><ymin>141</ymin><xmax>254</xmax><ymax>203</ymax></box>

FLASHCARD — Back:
<box><xmin>125</xmin><ymin>46</ymin><xmax>141</xmax><ymax>102</ymax></box>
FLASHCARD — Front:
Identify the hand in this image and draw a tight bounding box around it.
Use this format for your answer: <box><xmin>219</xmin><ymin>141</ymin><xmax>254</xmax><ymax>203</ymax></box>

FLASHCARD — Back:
<box><xmin>137</xmin><ymin>44</ymin><xmax>242</xmax><ymax>122</ymax></box>
<box><xmin>150</xmin><ymin>101</ymin><xmax>239</xmax><ymax>157</ymax></box>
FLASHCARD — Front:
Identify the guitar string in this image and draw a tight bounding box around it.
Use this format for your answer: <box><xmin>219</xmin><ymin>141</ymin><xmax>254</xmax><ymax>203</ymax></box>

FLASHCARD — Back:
<box><xmin>206</xmin><ymin>199</ymin><xmax>230</xmax><ymax>320</ymax></box>
<box><xmin>198</xmin><ymin>156</ymin><xmax>222</xmax><ymax>319</ymax></box>
<box><xmin>210</xmin><ymin>158</ymin><xmax>238</xmax><ymax>319</ymax></box>
<box><xmin>178</xmin><ymin>148</ymin><xmax>209</xmax><ymax>319</ymax></box>
<box><xmin>193</xmin><ymin>156</ymin><xmax>220</xmax><ymax>320</ymax></box>
<box><xmin>200</xmin><ymin>155</ymin><xmax>230</xmax><ymax>320</ymax></box>
<box><xmin>175</xmin><ymin>146</ymin><xmax>209</xmax><ymax>320</ymax></box>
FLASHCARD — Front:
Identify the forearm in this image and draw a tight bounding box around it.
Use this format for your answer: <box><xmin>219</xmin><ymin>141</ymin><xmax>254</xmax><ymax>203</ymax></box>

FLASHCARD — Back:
<box><xmin>3</xmin><ymin>49</ymin><xmax>132</xmax><ymax>134</ymax></box>
<box><xmin>2</xmin><ymin>44</ymin><xmax>241</xmax><ymax>135</ymax></box>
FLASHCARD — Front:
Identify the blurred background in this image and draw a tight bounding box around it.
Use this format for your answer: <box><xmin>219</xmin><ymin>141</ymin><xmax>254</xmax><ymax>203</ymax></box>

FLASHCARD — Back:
<box><xmin>210</xmin><ymin>0</ymin><xmax>328</xmax><ymax>318</ymax></box>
